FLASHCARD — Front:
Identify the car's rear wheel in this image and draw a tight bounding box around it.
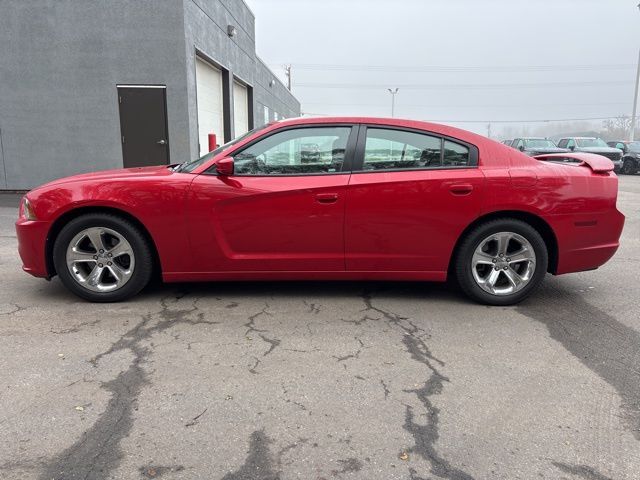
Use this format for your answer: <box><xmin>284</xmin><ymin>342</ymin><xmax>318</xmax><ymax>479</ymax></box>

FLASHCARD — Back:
<box><xmin>53</xmin><ymin>213</ymin><xmax>153</xmax><ymax>302</ymax></box>
<box><xmin>622</xmin><ymin>158</ymin><xmax>637</xmax><ymax>175</ymax></box>
<box><xmin>455</xmin><ymin>219</ymin><xmax>548</xmax><ymax>305</ymax></box>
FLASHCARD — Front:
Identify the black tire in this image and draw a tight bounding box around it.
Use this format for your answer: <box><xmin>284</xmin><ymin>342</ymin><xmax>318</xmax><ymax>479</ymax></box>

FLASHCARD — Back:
<box><xmin>454</xmin><ymin>218</ymin><xmax>548</xmax><ymax>306</ymax></box>
<box><xmin>53</xmin><ymin>213</ymin><xmax>153</xmax><ymax>302</ymax></box>
<box><xmin>622</xmin><ymin>158</ymin><xmax>637</xmax><ymax>175</ymax></box>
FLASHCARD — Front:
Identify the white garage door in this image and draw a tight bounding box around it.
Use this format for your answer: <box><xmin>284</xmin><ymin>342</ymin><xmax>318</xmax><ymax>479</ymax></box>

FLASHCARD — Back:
<box><xmin>196</xmin><ymin>57</ymin><xmax>224</xmax><ymax>156</ymax></box>
<box><xmin>233</xmin><ymin>81</ymin><xmax>249</xmax><ymax>138</ymax></box>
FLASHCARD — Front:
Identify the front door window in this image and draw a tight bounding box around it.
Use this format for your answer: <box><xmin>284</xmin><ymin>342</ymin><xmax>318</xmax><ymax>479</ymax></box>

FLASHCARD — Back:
<box><xmin>233</xmin><ymin>127</ymin><xmax>352</xmax><ymax>175</ymax></box>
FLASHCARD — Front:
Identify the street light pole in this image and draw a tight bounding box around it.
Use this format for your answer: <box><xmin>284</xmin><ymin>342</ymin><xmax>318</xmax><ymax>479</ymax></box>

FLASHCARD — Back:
<box><xmin>388</xmin><ymin>88</ymin><xmax>399</xmax><ymax>117</ymax></box>
<box><xmin>630</xmin><ymin>3</ymin><xmax>640</xmax><ymax>141</ymax></box>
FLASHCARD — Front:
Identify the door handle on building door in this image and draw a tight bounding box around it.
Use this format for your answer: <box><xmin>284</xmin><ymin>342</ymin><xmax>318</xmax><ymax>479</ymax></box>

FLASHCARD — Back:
<box><xmin>157</xmin><ymin>139</ymin><xmax>167</xmax><ymax>145</ymax></box>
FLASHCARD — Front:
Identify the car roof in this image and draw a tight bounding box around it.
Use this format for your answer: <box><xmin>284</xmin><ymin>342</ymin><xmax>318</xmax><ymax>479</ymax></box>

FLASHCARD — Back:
<box><xmin>271</xmin><ymin>116</ymin><xmax>492</xmax><ymax>147</ymax></box>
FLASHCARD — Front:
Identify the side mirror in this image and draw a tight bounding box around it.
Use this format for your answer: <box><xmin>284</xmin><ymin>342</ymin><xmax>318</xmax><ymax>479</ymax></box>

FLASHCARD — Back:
<box><xmin>518</xmin><ymin>145</ymin><xmax>524</xmax><ymax>152</ymax></box>
<box><xmin>569</xmin><ymin>145</ymin><xmax>575</xmax><ymax>151</ymax></box>
<box><xmin>216</xmin><ymin>156</ymin><xmax>234</xmax><ymax>176</ymax></box>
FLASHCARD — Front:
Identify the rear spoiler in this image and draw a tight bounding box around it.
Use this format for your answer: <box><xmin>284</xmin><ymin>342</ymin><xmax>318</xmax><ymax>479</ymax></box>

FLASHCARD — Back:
<box><xmin>533</xmin><ymin>152</ymin><xmax>614</xmax><ymax>173</ymax></box>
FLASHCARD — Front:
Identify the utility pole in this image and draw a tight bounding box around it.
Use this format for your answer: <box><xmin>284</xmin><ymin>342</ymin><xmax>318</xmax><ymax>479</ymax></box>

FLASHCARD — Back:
<box><xmin>631</xmin><ymin>3</ymin><xmax>640</xmax><ymax>141</ymax></box>
<box><xmin>284</xmin><ymin>65</ymin><xmax>292</xmax><ymax>91</ymax></box>
<box><xmin>631</xmin><ymin>47</ymin><xmax>640</xmax><ymax>141</ymax></box>
<box><xmin>387</xmin><ymin>88</ymin><xmax>399</xmax><ymax>117</ymax></box>
<box><xmin>487</xmin><ymin>123</ymin><xmax>492</xmax><ymax>139</ymax></box>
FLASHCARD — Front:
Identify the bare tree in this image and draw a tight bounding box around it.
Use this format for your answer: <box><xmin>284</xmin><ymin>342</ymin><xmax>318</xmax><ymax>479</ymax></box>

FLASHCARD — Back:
<box><xmin>602</xmin><ymin>116</ymin><xmax>633</xmax><ymax>140</ymax></box>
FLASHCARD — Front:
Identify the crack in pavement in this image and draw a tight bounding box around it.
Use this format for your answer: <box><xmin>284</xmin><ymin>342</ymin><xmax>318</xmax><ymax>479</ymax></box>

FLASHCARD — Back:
<box><xmin>361</xmin><ymin>290</ymin><xmax>474</xmax><ymax>480</ymax></box>
<box><xmin>244</xmin><ymin>304</ymin><xmax>282</xmax><ymax>358</ymax></box>
<box><xmin>221</xmin><ymin>431</ymin><xmax>308</xmax><ymax>478</ymax></box>
<box><xmin>244</xmin><ymin>304</ymin><xmax>271</xmax><ymax>336</ymax></box>
<box><xmin>0</xmin><ymin>302</ymin><xmax>26</xmax><ymax>315</ymax></box>
<box><xmin>50</xmin><ymin>318</ymin><xmax>102</xmax><ymax>334</ymax></box>
<box><xmin>280</xmin><ymin>382</ymin><xmax>308</xmax><ymax>412</ymax></box>
<box><xmin>518</xmin><ymin>285</ymin><xmax>640</xmax><ymax>441</ymax></box>
<box><xmin>139</xmin><ymin>464</ymin><xmax>185</xmax><ymax>478</ymax></box>
<box><xmin>302</xmin><ymin>300</ymin><xmax>321</xmax><ymax>314</ymax></box>
<box><xmin>332</xmin><ymin>336</ymin><xmax>366</xmax><ymax>363</ymax></box>
<box><xmin>552</xmin><ymin>461</ymin><xmax>614</xmax><ymax>480</ymax></box>
<box><xmin>37</xmin><ymin>293</ymin><xmax>216</xmax><ymax>480</ymax></box>
<box><xmin>249</xmin><ymin>356</ymin><xmax>261</xmax><ymax>375</ymax></box>
<box><xmin>259</xmin><ymin>333</ymin><xmax>280</xmax><ymax>356</ymax></box>
<box><xmin>221</xmin><ymin>430</ymin><xmax>280</xmax><ymax>480</ymax></box>
<box><xmin>380</xmin><ymin>379</ymin><xmax>391</xmax><ymax>400</ymax></box>
<box><xmin>330</xmin><ymin>457</ymin><xmax>364</xmax><ymax>476</ymax></box>
<box><xmin>185</xmin><ymin>407</ymin><xmax>208</xmax><ymax>428</ymax></box>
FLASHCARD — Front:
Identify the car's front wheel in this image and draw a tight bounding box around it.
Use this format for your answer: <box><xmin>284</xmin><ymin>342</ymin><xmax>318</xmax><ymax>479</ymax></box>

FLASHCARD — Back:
<box><xmin>455</xmin><ymin>219</ymin><xmax>548</xmax><ymax>305</ymax></box>
<box><xmin>53</xmin><ymin>213</ymin><xmax>153</xmax><ymax>302</ymax></box>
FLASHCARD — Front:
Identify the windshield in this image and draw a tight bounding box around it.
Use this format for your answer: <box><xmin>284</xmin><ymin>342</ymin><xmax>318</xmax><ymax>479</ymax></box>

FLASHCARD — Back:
<box><xmin>576</xmin><ymin>138</ymin><xmax>607</xmax><ymax>148</ymax></box>
<box><xmin>524</xmin><ymin>139</ymin><xmax>556</xmax><ymax>149</ymax></box>
<box><xmin>628</xmin><ymin>141</ymin><xmax>640</xmax><ymax>153</ymax></box>
<box><xmin>174</xmin><ymin>125</ymin><xmax>270</xmax><ymax>173</ymax></box>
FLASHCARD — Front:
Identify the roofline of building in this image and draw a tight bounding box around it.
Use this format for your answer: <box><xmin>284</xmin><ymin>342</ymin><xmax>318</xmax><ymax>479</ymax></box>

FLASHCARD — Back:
<box><xmin>238</xmin><ymin>0</ymin><xmax>255</xmax><ymax>18</ymax></box>
<box><xmin>255</xmin><ymin>55</ymin><xmax>294</xmax><ymax>99</ymax></box>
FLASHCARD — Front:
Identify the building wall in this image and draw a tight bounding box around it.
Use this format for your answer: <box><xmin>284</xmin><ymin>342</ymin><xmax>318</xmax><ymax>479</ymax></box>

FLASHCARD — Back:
<box><xmin>182</xmin><ymin>0</ymin><xmax>300</xmax><ymax>158</ymax></box>
<box><xmin>0</xmin><ymin>0</ymin><xmax>190</xmax><ymax>190</ymax></box>
<box><xmin>0</xmin><ymin>0</ymin><xmax>300</xmax><ymax>190</ymax></box>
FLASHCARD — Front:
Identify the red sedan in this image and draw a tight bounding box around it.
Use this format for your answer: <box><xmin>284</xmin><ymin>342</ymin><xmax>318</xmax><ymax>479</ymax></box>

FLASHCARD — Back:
<box><xmin>16</xmin><ymin>117</ymin><xmax>624</xmax><ymax>305</ymax></box>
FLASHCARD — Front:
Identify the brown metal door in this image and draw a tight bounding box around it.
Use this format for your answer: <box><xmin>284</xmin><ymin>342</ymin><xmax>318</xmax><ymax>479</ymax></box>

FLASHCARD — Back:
<box><xmin>117</xmin><ymin>86</ymin><xmax>169</xmax><ymax>168</ymax></box>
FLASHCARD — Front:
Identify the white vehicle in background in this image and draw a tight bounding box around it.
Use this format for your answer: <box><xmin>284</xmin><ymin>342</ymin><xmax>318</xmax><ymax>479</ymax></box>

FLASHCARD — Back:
<box><xmin>557</xmin><ymin>137</ymin><xmax>623</xmax><ymax>173</ymax></box>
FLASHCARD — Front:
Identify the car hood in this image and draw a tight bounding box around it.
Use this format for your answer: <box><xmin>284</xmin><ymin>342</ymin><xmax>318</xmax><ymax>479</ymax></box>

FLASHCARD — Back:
<box><xmin>575</xmin><ymin>147</ymin><xmax>622</xmax><ymax>153</ymax></box>
<box><xmin>35</xmin><ymin>165</ymin><xmax>174</xmax><ymax>189</ymax></box>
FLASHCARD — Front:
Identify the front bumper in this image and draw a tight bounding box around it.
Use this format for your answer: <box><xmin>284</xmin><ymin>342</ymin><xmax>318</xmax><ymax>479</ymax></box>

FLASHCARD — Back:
<box><xmin>15</xmin><ymin>218</ymin><xmax>51</xmax><ymax>278</ymax></box>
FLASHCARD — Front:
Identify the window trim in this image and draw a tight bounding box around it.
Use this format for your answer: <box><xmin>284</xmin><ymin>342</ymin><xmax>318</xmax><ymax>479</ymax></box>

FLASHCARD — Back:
<box><xmin>204</xmin><ymin>123</ymin><xmax>360</xmax><ymax>177</ymax></box>
<box><xmin>351</xmin><ymin>125</ymin><xmax>479</xmax><ymax>174</ymax></box>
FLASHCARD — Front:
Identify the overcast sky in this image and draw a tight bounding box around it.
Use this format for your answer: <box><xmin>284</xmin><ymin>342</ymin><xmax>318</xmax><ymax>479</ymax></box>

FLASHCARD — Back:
<box><xmin>245</xmin><ymin>0</ymin><xmax>640</xmax><ymax>137</ymax></box>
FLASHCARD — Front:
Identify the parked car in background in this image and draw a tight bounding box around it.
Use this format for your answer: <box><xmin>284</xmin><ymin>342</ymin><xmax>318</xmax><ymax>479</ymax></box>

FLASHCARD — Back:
<box><xmin>606</xmin><ymin>140</ymin><xmax>640</xmax><ymax>175</ymax></box>
<box><xmin>501</xmin><ymin>140</ymin><xmax>513</xmax><ymax>146</ymax></box>
<box><xmin>511</xmin><ymin>137</ymin><xmax>569</xmax><ymax>156</ymax></box>
<box><xmin>557</xmin><ymin>137</ymin><xmax>623</xmax><ymax>172</ymax></box>
<box><xmin>16</xmin><ymin>117</ymin><xmax>625</xmax><ymax>306</ymax></box>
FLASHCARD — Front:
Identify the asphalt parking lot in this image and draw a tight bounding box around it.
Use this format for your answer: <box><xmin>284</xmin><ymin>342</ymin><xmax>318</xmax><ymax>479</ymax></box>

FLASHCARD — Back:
<box><xmin>1</xmin><ymin>176</ymin><xmax>639</xmax><ymax>480</ymax></box>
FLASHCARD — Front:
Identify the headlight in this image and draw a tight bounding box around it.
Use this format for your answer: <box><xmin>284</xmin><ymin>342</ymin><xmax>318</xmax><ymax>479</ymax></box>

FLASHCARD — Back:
<box><xmin>21</xmin><ymin>197</ymin><xmax>37</xmax><ymax>221</ymax></box>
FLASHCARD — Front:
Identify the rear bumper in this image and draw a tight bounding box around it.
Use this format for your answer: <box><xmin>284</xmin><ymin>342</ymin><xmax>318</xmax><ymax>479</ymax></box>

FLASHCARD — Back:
<box><xmin>554</xmin><ymin>209</ymin><xmax>625</xmax><ymax>275</ymax></box>
<box><xmin>15</xmin><ymin>218</ymin><xmax>50</xmax><ymax>278</ymax></box>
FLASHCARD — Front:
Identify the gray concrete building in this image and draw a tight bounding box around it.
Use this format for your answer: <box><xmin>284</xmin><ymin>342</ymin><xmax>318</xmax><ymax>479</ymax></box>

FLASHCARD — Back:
<box><xmin>0</xmin><ymin>0</ymin><xmax>300</xmax><ymax>190</ymax></box>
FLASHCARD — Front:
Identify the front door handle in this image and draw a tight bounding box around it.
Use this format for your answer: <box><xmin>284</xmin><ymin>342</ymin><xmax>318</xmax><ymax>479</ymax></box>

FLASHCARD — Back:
<box><xmin>449</xmin><ymin>183</ymin><xmax>473</xmax><ymax>195</ymax></box>
<box><xmin>315</xmin><ymin>193</ymin><xmax>339</xmax><ymax>204</ymax></box>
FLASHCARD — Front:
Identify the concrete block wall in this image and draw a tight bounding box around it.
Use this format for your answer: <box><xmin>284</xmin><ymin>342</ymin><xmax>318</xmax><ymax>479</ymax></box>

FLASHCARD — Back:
<box><xmin>0</xmin><ymin>0</ymin><xmax>300</xmax><ymax>190</ymax></box>
<box><xmin>0</xmin><ymin>0</ymin><xmax>190</xmax><ymax>190</ymax></box>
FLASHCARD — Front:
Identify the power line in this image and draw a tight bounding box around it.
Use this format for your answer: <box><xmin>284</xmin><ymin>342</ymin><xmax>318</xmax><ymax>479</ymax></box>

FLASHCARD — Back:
<box><xmin>301</xmin><ymin>101</ymin><xmax>629</xmax><ymax>108</ymax></box>
<box><xmin>295</xmin><ymin>80</ymin><xmax>631</xmax><ymax>90</ymax></box>
<box><xmin>271</xmin><ymin>63</ymin><xmax>636</xmax><ymax>73</ymax></box>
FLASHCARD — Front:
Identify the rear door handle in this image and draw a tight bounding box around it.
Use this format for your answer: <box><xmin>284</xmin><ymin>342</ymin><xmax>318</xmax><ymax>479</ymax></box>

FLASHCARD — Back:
<box><xmin>449</xmin><ymin>183</ymin><xmax>473</xmax><ymax>195</ymax></box>
<box><xmin>315</xmin><ymin>193</ymin><xmax>339</xmax><ymax>204</ymax></box>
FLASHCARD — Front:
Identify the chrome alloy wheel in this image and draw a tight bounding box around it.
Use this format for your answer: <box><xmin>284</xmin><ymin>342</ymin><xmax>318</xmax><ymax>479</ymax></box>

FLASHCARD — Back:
<box><xmin>471</xmin><ymin>231</ymin><xmax>536</xmax><ymax>296</ymax></box>
<box><xmin>65</xmin><ymin>227</ymin><xmax>135</xmax><ymax>292</ymax></box>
